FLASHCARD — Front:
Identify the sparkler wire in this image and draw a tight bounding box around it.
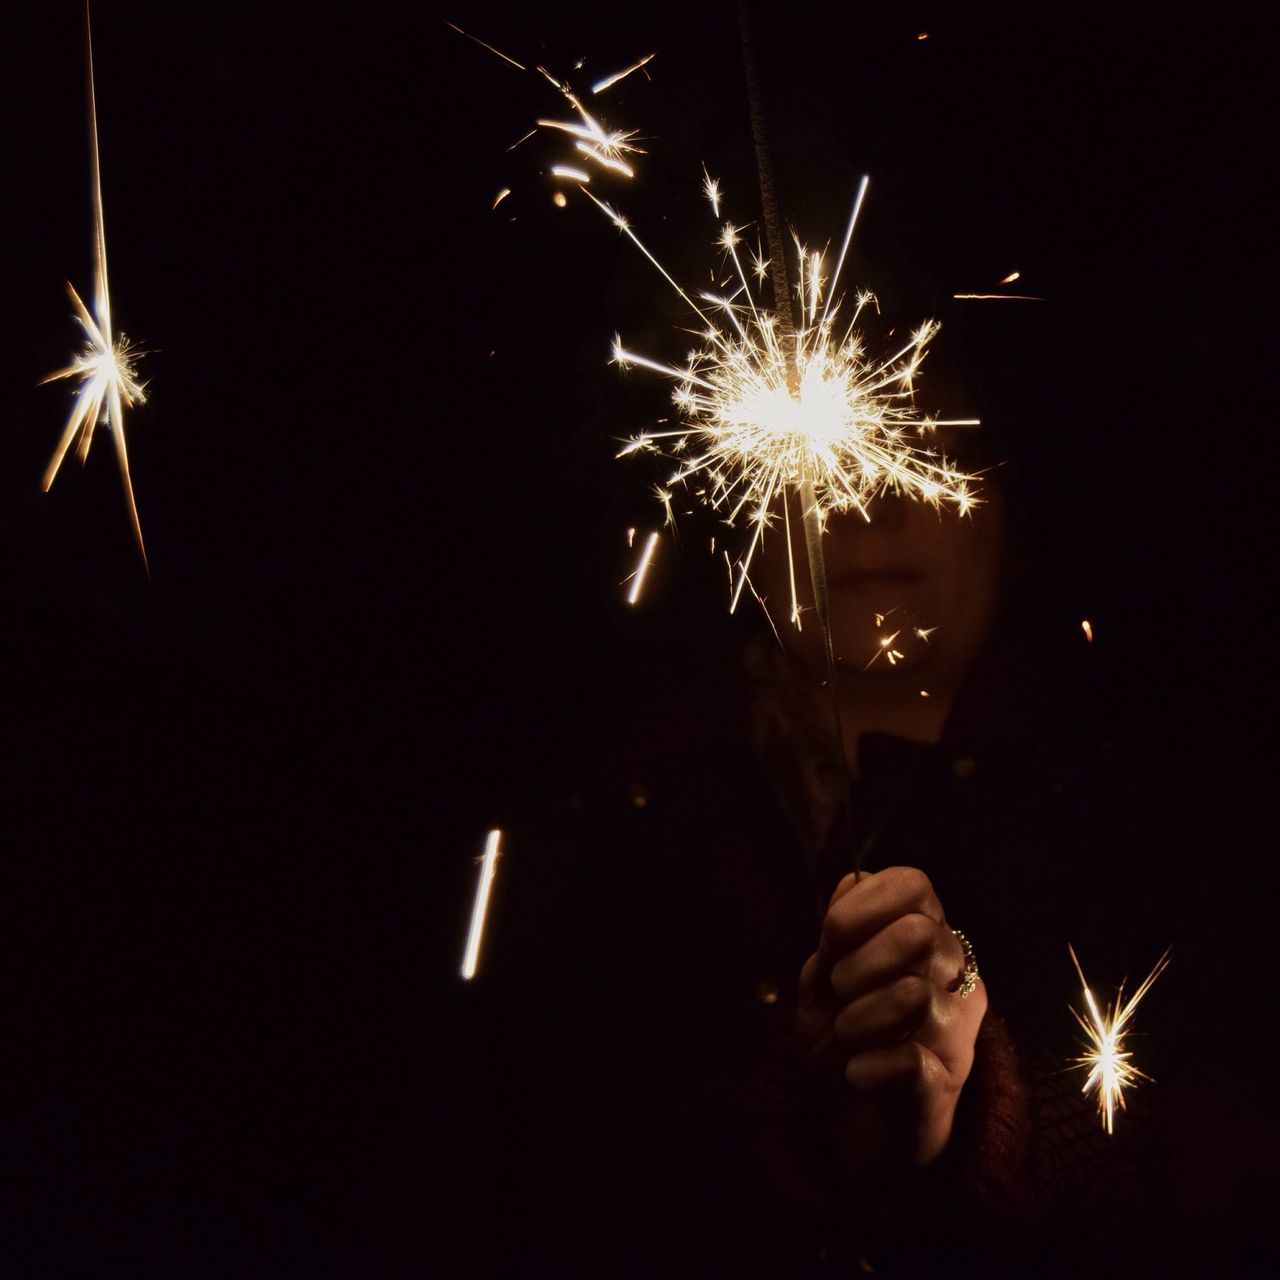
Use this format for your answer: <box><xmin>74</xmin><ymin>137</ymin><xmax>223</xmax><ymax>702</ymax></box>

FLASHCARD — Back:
<box><xmin>738</xmin><ymin>0</ymin><xmax>860</xmax><ymax>873</ymax></box>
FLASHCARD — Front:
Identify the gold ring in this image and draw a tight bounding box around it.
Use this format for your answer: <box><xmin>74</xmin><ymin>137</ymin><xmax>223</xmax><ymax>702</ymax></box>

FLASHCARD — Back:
<box><xmin>951</xmin><ymin>928</ymin><xmax>979</xmax><ymax>999</ymax></box>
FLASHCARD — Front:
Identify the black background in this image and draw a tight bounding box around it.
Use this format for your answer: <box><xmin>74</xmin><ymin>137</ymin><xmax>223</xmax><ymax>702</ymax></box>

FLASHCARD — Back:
<box><xmin>2</xmin><ymin>4</ymin><xmax>1272</xmax><ymax>1273</ymax></box>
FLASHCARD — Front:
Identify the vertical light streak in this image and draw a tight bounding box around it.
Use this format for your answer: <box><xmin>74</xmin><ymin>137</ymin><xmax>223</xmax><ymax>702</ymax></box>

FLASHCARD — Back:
<box><xmin>627</xmin><ymin>531</ymin><xmax>660</xmax><ymax>604</ymax></box>
<box><xmin>42</xmin><ymin>4</ymin><xmax>149</xmax><ymax>571</ymax></box>
<box><xmin>461</xmin><ymin>829</ymin><xmax>503</xmax><ymax>980</ymax></box>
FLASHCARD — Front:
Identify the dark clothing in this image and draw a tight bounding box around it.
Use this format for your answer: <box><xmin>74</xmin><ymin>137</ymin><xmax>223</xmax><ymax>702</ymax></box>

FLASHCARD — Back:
<box><xmin>437</xmin><ymin>617</ymin><xmax>1273</xmax><ymax>1277</ymax></box>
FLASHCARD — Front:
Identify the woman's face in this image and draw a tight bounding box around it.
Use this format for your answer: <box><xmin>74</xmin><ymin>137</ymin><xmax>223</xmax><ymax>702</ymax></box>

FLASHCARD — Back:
<box><xmin>755</xmin><ymin>461</ymin><xmax>1007</xmax><ymax>691</ymax></box>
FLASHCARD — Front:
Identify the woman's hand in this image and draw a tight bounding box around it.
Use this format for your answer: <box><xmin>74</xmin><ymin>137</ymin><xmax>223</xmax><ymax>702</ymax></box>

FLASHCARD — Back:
<box><xmin>796</xmin><ymin>866</ymin><xmax>987</xmax><ymax>1170</ymax></box>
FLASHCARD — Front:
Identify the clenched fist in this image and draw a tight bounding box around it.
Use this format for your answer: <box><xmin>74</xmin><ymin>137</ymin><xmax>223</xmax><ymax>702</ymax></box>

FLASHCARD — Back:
<box><xmin>797</xmin><ymin>866</ymin><xmax>987</xmax><ymax>1169</ymax></box>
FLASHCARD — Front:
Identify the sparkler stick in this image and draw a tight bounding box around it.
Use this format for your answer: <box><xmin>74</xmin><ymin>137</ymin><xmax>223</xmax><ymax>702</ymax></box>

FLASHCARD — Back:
<box><xmin>461</xmin><ymin>829</ymin><xmax>504</xmax><ymax>980</ymax></box>
<box><xmin>594</xmin><ymin>8</ymin><xmax>978</xmax><ymax>874</ymax></box>
<box><xmin>41</xmin><ymin>3</ymin><xmax>149</xmax><ymax>572</ymax></box>
<box><xmin>737</xmin><ymin>0</ymin><xmax>872</xmax><ymax>873</ymax></box>
<box><xmin>1068</xmin><ymin>944</ymin><xmax>1172</xmax><ymax>1133</ymax></box>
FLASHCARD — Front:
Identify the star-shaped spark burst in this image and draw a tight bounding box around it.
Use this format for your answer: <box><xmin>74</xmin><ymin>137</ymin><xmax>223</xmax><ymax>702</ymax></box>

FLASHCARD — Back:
<box><xmin>447</xmin><ymin>21</ymin><xmax>648</xmax><ymax>190</ymax></box>
<box><xmin>41</xmin><ymin>10</ymin><xmax>149</xmax><ymax>571</ymax></box>
<box><xmin>1068</xmin><ymin>944</ymin><xmax>1172</xmax><ymax>1134</ymax></box>
<box><xmin>600</xmin><ymin>174</ymin><xmax>979</xmax><ymax>625</ymax></box>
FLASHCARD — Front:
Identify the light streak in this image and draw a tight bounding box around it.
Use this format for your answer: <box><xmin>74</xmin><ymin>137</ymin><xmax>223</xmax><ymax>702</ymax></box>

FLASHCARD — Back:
<box><xmin>626</xmin><ymin>531</ymin><xmax>660</xmax><ymax>604</ymax></box>
<box><xmin>1000</xmin><ymin>271</ymin><xmax>1021</xmax><ymax>283</ymax></box>
<box><xmin>41</xmin><ymin>5</ymin><xmax>149</xmax><ymax>572</ymax></box>
<box><xmin>461</xmin><ymin>829</ymin><xmax>504</xmax><ymax>980</ymax></box>
<box><xmin>492</xmin><ymin>187</ymin><xmax>512</xmax><ymax>209</ymax></box>
<box><xmin>1082</xmin><ymin>618</ymin><xmax>1094</xmax><ymax>643</ymax></box>
<box><xmin>1068</xmin><ymin>944</ymin><xmax>1172</xmax><ymax>1133</ymax></box>
<box><xmin>445</xmin><ymin>20</ymin><xmax>525</xmax><ymax>70</ymax></box>
<box><xmin>600</xmin><ymin>175</ymin><xmax>979</xmax><ymax>622</ymax></box>
<box><xmin>953</xmin><ymin>293</ymin><xmax>1045</xmax><ymax>301</ymax></box>
<box><xmin>591</xmin><ymin>52</ymin><xmax>656</xmax><ymax>95</ymax></box>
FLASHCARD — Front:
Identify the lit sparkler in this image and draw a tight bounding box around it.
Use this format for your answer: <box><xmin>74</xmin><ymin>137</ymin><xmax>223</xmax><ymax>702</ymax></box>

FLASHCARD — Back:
<box><xmin>1068</xmin><ymin>944</ymin><xmax>1172</xmax><ymax>1133</ymax></box>
<box><xmin>603</xmin><ymin>173</ymin><xmax>980</xmax><ymax>626</ymax></box>
<box><xmin>461</xmin><ymin>829</ymin><xmax>504</xmax><ymax>980</ymax></box>
<box><xmin>41</xmin><ymin>7</ymin><xmax>149</xmax><ymax>571</ymax></box>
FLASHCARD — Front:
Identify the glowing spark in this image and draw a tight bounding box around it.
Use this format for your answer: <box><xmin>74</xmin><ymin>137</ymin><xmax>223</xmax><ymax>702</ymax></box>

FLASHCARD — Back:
<box><xmin>626</xmin><ymin>531</ymin><xmax>660</xmax><ymax>604</ymax></box>
<box><xmin>492</xmin><ymin>187</ymin><xmax>512</xmax><ymax>209</ymax></box>
<box><xmin>1082</xmin><ymin>618</ymin><xmax>1094</xmax><ymax>643</ymax></box>
<box><xmin>444</xmin><ymin>21</ymin><xmax>525</xmax><ymax>70</ymax></box>
<box><xmin>552</xmin><ymin>165</ymin><xmax>591</xmax><ymax>182</ymax></box>
<box><xmin>448</xmin><ymin>22</ymin><xmax>643</xmax><ymax>186</ymax></box>
<box><xmin>42</xmin><ymin>8</ymin><xmax>148</xmax><ymax>572</ymax></box>
<box><xmin>1000</xmin><ymin>270</ymin><xmax>1021</xmax><ymax>283</ymax></box>
<box><xmin>864</xmin><ymin>609</ymin><xmax>937</xmax><ymax>671</ymax></box>
<box><xmin>591</xmin><ymin>52</ymin><xmax>656</xmax><ymax>94</ymax></box>
<box><xmin>461</xmin><ymin>829</ymin><xmax>504</xmax><ymax>980</ymax></box>
<box><xmin>1068</xmin><ymin>945</ymin><xmax>1172</xmax><ymax>1133</ymax></box>
<box><xmin>599</xmin><ymin>174</ymin><xmax>979</xmax><ymax>622</ymax></box>
<box><xmin>703</xmin><ymin>166</ymin><xmax>722</xmax><ymax>217</ymax></box>
<box><xmin>553</xmin><ymin>192</ymin><xmax>568</xmax><ymax>208</ymax></box>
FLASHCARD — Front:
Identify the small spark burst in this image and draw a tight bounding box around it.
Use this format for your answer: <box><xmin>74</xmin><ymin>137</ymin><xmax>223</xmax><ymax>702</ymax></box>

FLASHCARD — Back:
<box><xmin>461</xmin><ymin>829</ymin><xmax>504</xmax><ymax>980</ymax></box>
<box><xmin>600</xmin><ymin>173</ymin><xmax>980</xmax><ymax>622</ymax></box>
<box><xmin>447</xmin><ymin>21</ymin><xmax>646</xmax><ymax>186</ymax></box>
<box><xmin>861</xmin><ymin>610</ymin><xmax>938</xmax><ymax>672</ymax></box>
<box><xmin>626</xmin><ymin>530</ymin><xmax>660</xmax><ymax>604</ymax></box>
<box><xmin>1082</xmin><ymin>618</ymin><xmax>1094</xmax><ymax>643</ymax></box>
<box><xmin>42</xmin><ymin>10</ymin><xmax>149</xmax><ymax>571</ymax></box>
<box><xmin>1068</xmin><ymin>944</ymin><xmax>1172</xmax><ymax>1134</ymax></box>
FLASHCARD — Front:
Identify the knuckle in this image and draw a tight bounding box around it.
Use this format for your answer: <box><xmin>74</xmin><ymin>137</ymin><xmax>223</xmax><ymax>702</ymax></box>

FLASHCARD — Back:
<box><xmin>829</xmin><ymin>872</ymin><xmax>860</xmax><ymax>907</ymax></box>
<box><xmin>894</xmin><ymin>911</ymin><xmax>937</xmax><ymax>956</ymax></box>
<box><xmin>829</xmin><ymin>954</ymin><xmax>858</xmax><ymax>1001</ymax></box>
<box><xmin>892</xmin><ymin>974</ymin><xmax>932</xmax><ymax>1022</ymax></box>
<box><xmin>883</xmin><ymin>865</ymin><xmax>934</xmax><ymax>904</ymax></box>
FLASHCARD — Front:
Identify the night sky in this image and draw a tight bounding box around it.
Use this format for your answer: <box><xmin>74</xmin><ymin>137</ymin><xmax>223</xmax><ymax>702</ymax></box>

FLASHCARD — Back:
<box><xmin>2</xmin><ymin>4</ymin><xmax>1272</xmax><ymax>1273</ymax></box>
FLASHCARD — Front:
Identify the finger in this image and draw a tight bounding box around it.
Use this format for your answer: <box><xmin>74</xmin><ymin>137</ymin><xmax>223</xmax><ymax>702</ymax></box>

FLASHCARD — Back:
<box><xmin>827</xmin><ymin>871</ymin><xmax>862</xmax><ymax>909</ymax></box>
<box><xmin>832</xmin><ymin>974</ymin><xmax>938</xmax><ymax>1052</ymax></box>
<box><xmin>796</xmin><ymin>953</ymin><xmax>835</xmax><ymax>1049</ymax></box>
<box><xmin>798</xmin><ymin>951</ymin><xmax>827</xmax><ymax>1000</ymax></box>
<box><xmin>844</xmin><ymin>1040</ymin><xmax>946</xmax><ymax>1098</ymax></box>
<box><xmin>820</xmin><ymin>866</ymin><xmax>944</xmax><ymax>962</ymax></box>
<box><xmin>829</xmin><ymin>914</ymin><xmax>965</xmax><ymax>1004</ymax></box>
